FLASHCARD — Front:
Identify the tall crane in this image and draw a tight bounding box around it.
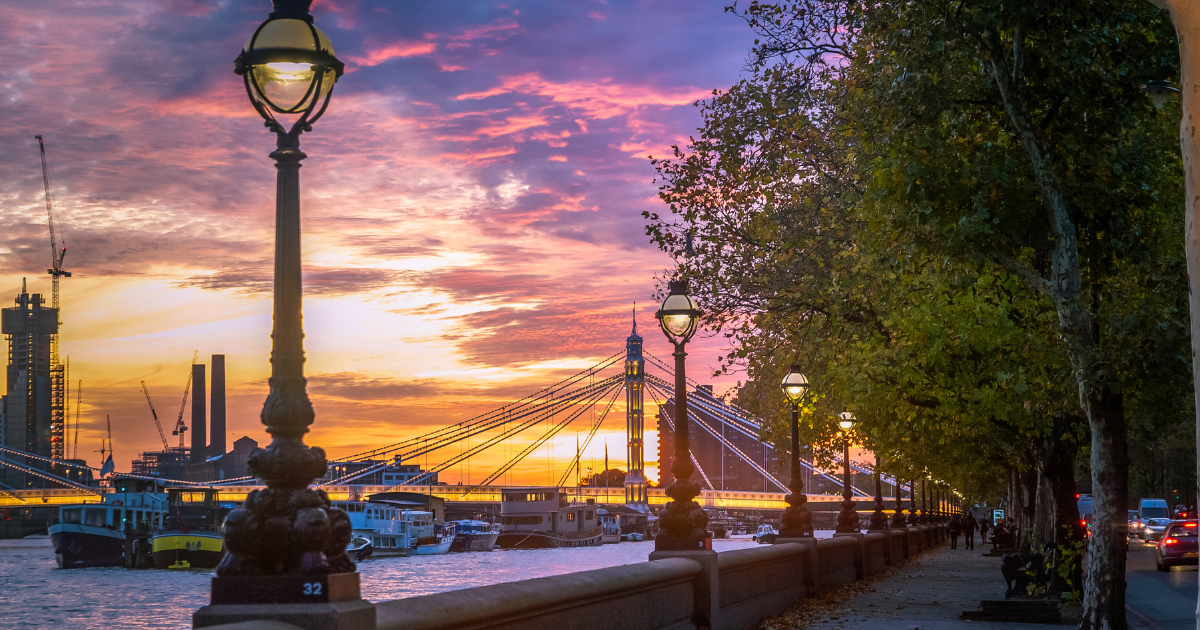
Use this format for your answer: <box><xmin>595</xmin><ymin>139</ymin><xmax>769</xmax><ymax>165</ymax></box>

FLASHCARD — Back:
<box><xmin>36</xmin><ymin>135</ymin><xmax>70</xmax><ymax>461</ymax></box>
<box><xmin>171</xmin><ymin>351</ymin><xmax>198</xmax><ymax>449</ymax></box>
<box><xmin>141</xmin><ymin>381</ymin><xmax>170</xmax><ymax>450</ymax></box>
<box><xmin>35</xmin><ymin>135</ymin><xmax>71</xmax><ymax>308</ymax></box>
<box><xmin>73</xmin><ymin>380</ymin><xmax>82</xmax><ymax>460</ymax></box>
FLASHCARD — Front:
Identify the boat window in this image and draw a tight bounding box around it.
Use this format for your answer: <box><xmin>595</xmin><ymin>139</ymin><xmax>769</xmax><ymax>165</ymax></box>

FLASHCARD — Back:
<box><xmin>62</xmin><ymin>508</ymin><xmax>81</xmax><ymax>523</ymax></box>
<box><xmin>567</xmin><ymin>512</ymin><xmax>576</xmax><ymax>522</ymax></box>
<box><xmin>84</xmin><ymin>508</ymin><xmax>108</xmax><ymax>527</ymax></box>
<box><xmin>586</xmin><ymin>511</ymin><xmax>593</xmax><ymax>520</ymax></box>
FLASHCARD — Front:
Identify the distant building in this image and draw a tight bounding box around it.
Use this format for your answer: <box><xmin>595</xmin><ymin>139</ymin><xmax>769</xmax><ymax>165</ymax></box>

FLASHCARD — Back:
<box><xmin>323</xmin><ymin>459</ymin><xmax>437</xmax><ymax>486</ymax></box>
<box><xmin>0</xmin><ymin>281</ymin><xmax>62</xmax><ymax>488</ymax></box>
<box><xmin>131</xmin><ymin>448</ymin><xmax>191</xmax><ymax>481</ymax></box>
<box><xmin>184</xmin><ymin>436</ymin><xmax>257</xmax><ymax>483</ymax></box>
<box><xmin>656</xmin><ymin>385</ymin><xmax>780</xmax><ymax>492</ymax></box>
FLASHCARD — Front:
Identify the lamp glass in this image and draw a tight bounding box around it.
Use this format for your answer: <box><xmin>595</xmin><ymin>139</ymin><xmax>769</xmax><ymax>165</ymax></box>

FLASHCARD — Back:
<box><xmin>781</xmin><ymin>369</ymin><xmax>808</xmax><ymax>404</ymax></box>
<box><xmin>838</xmin><ymin>419</ymin><xmax>855</xmax><ymax>431</ymax></box>
<box><xmin>244</xmin><ymin>19</ymin><xmax>338</xmax><ymax>113</ymax></box>
<box><xmin>656</xmin><ymin>288</ymin><xmax>699</xmax><ymax>343</ymax></box>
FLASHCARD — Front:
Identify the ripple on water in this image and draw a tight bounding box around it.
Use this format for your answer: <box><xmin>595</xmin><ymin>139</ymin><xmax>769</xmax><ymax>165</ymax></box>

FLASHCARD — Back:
<box><xmin>0</xmin><ymin>537</ymin><xmax>766</xmax><ymax>628</ymax></box>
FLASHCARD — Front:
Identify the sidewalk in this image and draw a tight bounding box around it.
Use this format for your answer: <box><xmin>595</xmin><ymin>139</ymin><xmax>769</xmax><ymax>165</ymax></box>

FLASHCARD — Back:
<box><xmin>762</xmin><ymin>538</ymin><xmax>1068</xmax><ymax>630</ymax></box>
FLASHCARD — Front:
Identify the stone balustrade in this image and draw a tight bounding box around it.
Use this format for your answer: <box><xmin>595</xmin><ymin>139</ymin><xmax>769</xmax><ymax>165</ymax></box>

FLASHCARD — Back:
<box><xmin>199</xmin><ymin>524</ymin><xmax>948</xmax><ymax>630</ymax></box>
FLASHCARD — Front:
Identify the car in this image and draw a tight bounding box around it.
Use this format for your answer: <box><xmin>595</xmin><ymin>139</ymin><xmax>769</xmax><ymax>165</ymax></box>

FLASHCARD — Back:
<box><xmin>1143</xmin><ymin>517</ymin><xmax>1173</xmax><ymax>542</ymax></box>
<box><xmin>1128</xmin><ymin>510</ymin><xmax>1141</xmax><ymax>535</ymax></box>
<box><xmin>1156</xmin><ymin>521</ymin><xmax>1199</xmax><ymax>571</ymax></box>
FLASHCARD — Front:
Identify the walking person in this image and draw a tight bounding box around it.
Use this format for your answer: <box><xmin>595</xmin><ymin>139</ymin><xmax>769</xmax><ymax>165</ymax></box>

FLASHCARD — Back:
<box><xmin>979</xmin><ymin>517</ymin><xmax>990</xmax><ymax>547</ymax></box>
<box><xmin>962</xmin><ymin>510</ymin><xmax>977</xmax><ymax>550</ymax></box>
<box><xmin>949</xmin><ymin>513</ymin><xmax>961</xmax><ymax>549</ymax></box>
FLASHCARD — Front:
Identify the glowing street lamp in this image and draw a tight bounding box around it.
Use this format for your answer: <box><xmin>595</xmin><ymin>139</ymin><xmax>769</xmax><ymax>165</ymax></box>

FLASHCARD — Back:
<box><xmin>778</xmin><ymin>366</ymin><xmax>812</xmax><ymax>538</ymax></box>
<box><xmin>834</xmin><ymin>413</ymin><xmax>859</xmax><ymax>534</ymax></box>
<box><xmin>216</xmin><ymin>0</ymin><xmax>352</xmax><ymax>580</ymax></box>
<box><xmin>655</xmin><ymin>280</ymin><xmax>707</xmax><ymax>548</ymax></box>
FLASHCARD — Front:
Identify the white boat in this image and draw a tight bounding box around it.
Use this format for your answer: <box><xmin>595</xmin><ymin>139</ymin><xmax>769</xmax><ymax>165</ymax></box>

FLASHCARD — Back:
<box><xmin>450</xmin><ymin>520</ymin><xmax>501</xmax><ymax>552</ymax></box>
<box><xmin>335</xmin><ymin>500</ymin><xmax>453</xmax><ymax>557</ymax></box>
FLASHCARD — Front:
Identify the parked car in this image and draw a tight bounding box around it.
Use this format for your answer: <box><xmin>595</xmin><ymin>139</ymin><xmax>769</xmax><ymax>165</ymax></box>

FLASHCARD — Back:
<box><xmin>1142</xmin><ymin>517</ymin><xmax>1173</xmax><ymax>542</ymax></box>
<box><xmin>1156</xmin><ymin>521</ymin><xmax>1199</xmax><ymax>571</ymax></box>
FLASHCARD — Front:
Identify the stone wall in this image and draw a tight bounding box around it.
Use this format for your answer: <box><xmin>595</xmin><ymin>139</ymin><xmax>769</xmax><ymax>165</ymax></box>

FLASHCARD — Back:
<box><xmin>201</xmin><ymin>525</ymin><xmax>948</xmax><ymax>630</ymax></box>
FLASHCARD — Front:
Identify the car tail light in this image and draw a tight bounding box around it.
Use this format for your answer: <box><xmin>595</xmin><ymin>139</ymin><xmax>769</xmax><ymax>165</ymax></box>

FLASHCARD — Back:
<box><xmin>1185</xmin><ymin>523</ymin><xmax>1198</xmax><ymax>528</ymax></box>
<box><xmin>1165</xmin><ymin>538</ymin><xmax>1179</xmax><ymax>545</ymax></box>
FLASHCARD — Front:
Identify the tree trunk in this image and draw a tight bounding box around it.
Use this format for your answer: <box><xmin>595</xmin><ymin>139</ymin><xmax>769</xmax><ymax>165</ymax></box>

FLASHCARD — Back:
<box><xmin>1149</xmin><ymin>3</ymin><xmax>1200</xmax><ymax>628</ymax></box>
<box><xmin>1080</xmin><ymin>384</ymin><xmax>1129</xmax><ymax>630</ymax></box>
<box><xmin>1033</xmin><ymin>470</ymin><xmax>1055</xmax><ymax>549</ymax></box>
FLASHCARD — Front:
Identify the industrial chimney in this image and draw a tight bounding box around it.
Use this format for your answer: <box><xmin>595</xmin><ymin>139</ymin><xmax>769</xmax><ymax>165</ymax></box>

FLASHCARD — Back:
<box><xmin>210</xmin><ymin>354</ymin><xmax>226</xmax><ymax>457</ymax></box>
<box><xmin>191</xmin><ymin>363</ymin><xmax>206</xmax><ymax>462</ymax></box>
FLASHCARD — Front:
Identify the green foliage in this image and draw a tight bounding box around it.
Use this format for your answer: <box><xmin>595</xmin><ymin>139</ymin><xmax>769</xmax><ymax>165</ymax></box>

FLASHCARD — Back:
<box><xmin>644</xmin><ymin>0</ymin><xmax>1191</xmax><ymax>507</ymax></box>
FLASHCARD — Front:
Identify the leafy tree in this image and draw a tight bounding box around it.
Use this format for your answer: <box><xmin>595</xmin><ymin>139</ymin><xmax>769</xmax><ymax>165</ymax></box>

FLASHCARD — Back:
<box><xmin>646</xmin><ymin>2</ymin><xmax>1189</xmax><ymax>627</ymax></box>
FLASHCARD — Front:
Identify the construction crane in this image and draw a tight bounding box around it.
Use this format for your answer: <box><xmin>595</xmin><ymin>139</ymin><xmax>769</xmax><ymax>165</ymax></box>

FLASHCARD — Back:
<box><xmin>36</xmin><ymin>135</ymin><xmax>71</xmax><ymax>461</ymax></box>
<box><xmin>73</xmin><ymin>380</ymin><xmax>81</xmax><ymax>460</ymax></box>
<box><xmin>171</xmin><ymin>351</ymin><xmax>198</xmax><ymax>449</ymax></box>
<box><xmin>35</xmin><ymin>135</ymin><xmax>71</xmax><ymax>307</ymax></box>
<box><xmin>141</xmin><ymin>381</ymin><xmax>169</xmax><ymax>450</ymax></box>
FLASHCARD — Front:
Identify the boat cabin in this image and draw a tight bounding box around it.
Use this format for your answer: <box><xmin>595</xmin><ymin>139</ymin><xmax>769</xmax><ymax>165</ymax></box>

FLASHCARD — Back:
<box><xmin>499</xmin><ymin>486</ymin><xmax>599</xmax><ymax>535</ymax></box>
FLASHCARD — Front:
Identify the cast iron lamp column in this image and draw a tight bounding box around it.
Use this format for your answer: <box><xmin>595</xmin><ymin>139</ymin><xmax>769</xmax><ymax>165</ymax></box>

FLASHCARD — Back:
<box><xmin>834</xmin><ymin>413</ymin><xmax>859</xmax><ymax>533</ymax></box>
<box><xmin>218</xmin><ymin>0</ymin><xmax>352</xmax><ymax>577</ymax></box>
<box><xmin>868</xmin><ymin>454</ymin><xmax>889</xmax><ymax>530</ymax></box>
<box><xmin>891</xmin><ymin>476</ymin><xmax>907</xmax><ymax>528</ymax></box>
<box><xmin>779</xmin><ymin>366</ymin><xmax>812</xmax><ymax>538</ymax></box>
<box><xmin>920</xmin><ymin>476</ymin><xmax>929</xmax><ymax>524</ymax></box>
<box><xmin>654</xmin><ymin>280</ymin><xmax>707</xmax><ymax>549</ymax></box>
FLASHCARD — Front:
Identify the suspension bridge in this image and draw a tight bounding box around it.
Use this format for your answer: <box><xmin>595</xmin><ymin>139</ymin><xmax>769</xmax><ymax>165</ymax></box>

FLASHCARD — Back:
<box><xmin>0</xmin><ymin>320</ymin><xmax>910</xmax><ymax>512</ymax></box>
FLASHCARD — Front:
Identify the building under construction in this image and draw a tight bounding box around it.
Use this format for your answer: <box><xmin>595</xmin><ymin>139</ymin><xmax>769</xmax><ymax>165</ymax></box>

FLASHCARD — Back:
<box><xmin>0</xmin><ymin>282</ymin><xmax>65</xmax><ymax>487</ymax></box>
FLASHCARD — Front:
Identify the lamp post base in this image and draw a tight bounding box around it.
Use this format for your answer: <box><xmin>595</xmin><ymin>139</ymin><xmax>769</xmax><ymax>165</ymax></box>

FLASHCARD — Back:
<box><xmin>654</xmin><ymin>534</ymin><xmax>713</xmax><ymax>551</ymax></box>
<box><xmin>194</xmin><ymin>600</ymin><xmax>376</xmax><ymax>630</ymax></box>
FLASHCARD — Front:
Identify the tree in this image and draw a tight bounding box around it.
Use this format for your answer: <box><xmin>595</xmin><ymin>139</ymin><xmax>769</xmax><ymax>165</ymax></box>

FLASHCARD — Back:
<box><xmin>647</xmin><ymin>3</ymin><xmax>1189</xmax><ymax>627</ymax></box>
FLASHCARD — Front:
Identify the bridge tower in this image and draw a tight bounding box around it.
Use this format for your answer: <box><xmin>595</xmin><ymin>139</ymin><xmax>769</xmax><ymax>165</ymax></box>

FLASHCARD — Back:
<box><xmin>624</xmin><ymin>309</ymin><xmax>648</xmax><ymax>512</ymax></box>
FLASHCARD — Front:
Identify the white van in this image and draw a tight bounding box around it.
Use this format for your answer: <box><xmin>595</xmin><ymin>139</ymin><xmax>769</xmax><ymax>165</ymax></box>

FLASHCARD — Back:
<box><xmin>1139</xmin><ymin>498</ymin><xmax>1169</xmax><ymax>521</ymax></box>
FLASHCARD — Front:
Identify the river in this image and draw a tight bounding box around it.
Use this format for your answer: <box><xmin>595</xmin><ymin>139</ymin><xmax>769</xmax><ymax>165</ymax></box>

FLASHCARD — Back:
<box><xmin>0</xmin><ymin>536</ymin><xmax>810</xmax><ymax>629</ymax></box>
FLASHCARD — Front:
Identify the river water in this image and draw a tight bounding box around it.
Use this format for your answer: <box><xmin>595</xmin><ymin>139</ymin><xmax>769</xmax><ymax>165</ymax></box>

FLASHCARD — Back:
<box><xmin>0</xmin><ymin>536</ymin><xmax>808</xmax><ymax>629</ymax></box>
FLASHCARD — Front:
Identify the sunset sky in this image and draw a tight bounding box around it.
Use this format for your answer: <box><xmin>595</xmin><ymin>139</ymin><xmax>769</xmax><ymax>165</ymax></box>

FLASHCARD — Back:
<box><xmin>0</xmin><ymin>0</ymin><xmax>762</xmax><ymax>485</ymax></box>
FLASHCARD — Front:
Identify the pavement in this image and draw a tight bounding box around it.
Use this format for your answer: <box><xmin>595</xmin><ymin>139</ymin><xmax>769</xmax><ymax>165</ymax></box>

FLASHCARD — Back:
<box><xmin>773</xmin><ymin>534</ymin><xmax>1198</xmax><ymax>629</ymax></box>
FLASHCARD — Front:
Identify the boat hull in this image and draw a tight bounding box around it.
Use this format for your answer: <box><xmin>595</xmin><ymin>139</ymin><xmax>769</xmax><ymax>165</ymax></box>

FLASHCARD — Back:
<box><xmin>496</xmin><ymin>528</ymin><xmax>604</xmax><ymax>549</ymax></box>
<box><xmin>451</xmin><ymin>532</ymin><xmax>499</xmax><ymax>552</ymax></box>
<box><xmin>150</xmin><ymin>531</ymin><xmax>224</xmax><ymax>569</ymax></box>
<box><xmin>49</xmin><ymin>523</ymin><xmax>124</xmax><ymax>568</ymax></box>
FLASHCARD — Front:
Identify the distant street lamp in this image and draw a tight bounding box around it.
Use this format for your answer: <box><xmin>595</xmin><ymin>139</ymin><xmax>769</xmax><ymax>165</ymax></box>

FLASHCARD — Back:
<box><xmin>217</xmin><ymin>0</ymin><xmax>351</xmax><ymax>578</ymax></box>
<box><xmin>834</xmin><ymin>413</ymin><xmax>859</xmax><ymax>534</ymax></box>
<box><xmin>779</xmin><ymin>366</ymin><xmax>812</xmax><ymax>538</ymax></box>
<box><xmin>655</xmin><ymin>280</ymin><xmax>707</xmax><ymax>549</ymax></box>
<box><xmin>920</xmin><ymin>476</ymin><xmax>929</xmax><ymax>524</ymax></box>
<box><xmin>868</xmin><ymin>454</ymin><xmax>888</xmax><ymax>531</ymax></box>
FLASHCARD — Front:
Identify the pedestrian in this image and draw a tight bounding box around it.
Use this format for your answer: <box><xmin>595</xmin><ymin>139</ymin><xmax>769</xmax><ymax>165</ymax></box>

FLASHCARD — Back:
<box><xmin>979</xmin><ymin>517</ymin><xmax>990</xmax><ymax>546</ymax></box>
<box><xmin>962</xmin><ymin>511</ymin><xmax>977</xmax><ymax>550</ymax></box>
<box><xmin>949</xmin><ymin>513</ymin><xmax>961</xmax><ymax>549</ymax></box>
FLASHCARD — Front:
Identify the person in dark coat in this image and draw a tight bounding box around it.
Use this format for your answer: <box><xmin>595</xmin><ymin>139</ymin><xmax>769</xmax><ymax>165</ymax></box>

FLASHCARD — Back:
<box><xmin>979</xmin><ymin>517</ymin><xmax>991</xmax><ymax>545</ymax></box>
<box><xmin>962</xmin><ymin>511</ymin><xmax>977</xmax><ymax>549</ymax></box>
<box><xmin>949</xmin><ymin>513</ymin><xmax>961</xmax><ymax>549</ymax></box>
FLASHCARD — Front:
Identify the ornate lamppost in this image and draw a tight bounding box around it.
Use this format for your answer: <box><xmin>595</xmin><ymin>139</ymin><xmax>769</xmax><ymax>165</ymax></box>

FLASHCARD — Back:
<box><xmin>920</xmin><ymin>475</ymin><xmax>929</xmax><ymax>524</ymax></box>
<box><xmin>834</xmin><ymin>413</ymin><xmax>859</xmax><ymax>533</ymax></box>
<box><xmin>779</xmin><ymin>366</ymin><xmax>812</xmax><ymax>538</ymax></box>
<box><xmin>891</xmin><ymin>475</ymin><xmax>907</xmax><ymax>528</ymax></box>
<box><xmin>654</xmin><ymin>280</ymin><xmax>707</xmax><ymax>549</ymax></box>
<box><xmin>868</xmin><ymin>454</ymin><xmax>889</xmax><ymax>531</ymax></box>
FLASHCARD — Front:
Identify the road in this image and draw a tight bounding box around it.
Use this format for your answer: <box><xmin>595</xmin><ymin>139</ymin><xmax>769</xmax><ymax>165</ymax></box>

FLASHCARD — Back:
<box><xmin>1127</xmin><ymin>537</ymin><xmax>1198</xmax><ymax>629</ymax></box>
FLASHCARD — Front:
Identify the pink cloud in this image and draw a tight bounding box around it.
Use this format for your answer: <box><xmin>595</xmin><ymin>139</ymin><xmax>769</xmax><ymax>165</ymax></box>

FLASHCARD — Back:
<box><xmin>456</xmin><ymin>73</ymin><xmax>710</xmax><ymax>120</ymax></box>
<box><xmin>548</xmin><ymin>156</ymin><xmax>568</xmax><ymax>162</ymax></box>
<box><xmin>348</xmin><ymin>40</ymin><xmax>437</xmax><ymax>68</ymax></box>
